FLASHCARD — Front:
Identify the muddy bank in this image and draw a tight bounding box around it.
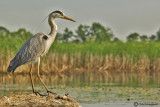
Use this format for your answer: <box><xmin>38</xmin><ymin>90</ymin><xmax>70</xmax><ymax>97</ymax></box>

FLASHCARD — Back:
<box><xmin>0</xmin><ymin>93</ymin><xmax>81</xmax><ymax>107</ymax></box>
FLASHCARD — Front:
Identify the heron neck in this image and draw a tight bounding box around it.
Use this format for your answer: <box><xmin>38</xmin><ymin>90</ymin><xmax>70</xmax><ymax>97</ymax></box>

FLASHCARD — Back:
<box><xmin>48</xmin><ymin>17</ymin><xmax>57</xmax><ymax>36</ymax></box>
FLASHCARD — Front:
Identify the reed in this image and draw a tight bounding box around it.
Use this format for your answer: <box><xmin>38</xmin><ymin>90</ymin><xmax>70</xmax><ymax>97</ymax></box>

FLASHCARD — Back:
<box><xmin>1</xmin><ymin>36</ymin><xmax>160</xmax><ymax>73</ymax></box>
<box><xmin>1</xmin><ymin>51</ymin><xmax>160</xmax><ymax>74</ymax></box>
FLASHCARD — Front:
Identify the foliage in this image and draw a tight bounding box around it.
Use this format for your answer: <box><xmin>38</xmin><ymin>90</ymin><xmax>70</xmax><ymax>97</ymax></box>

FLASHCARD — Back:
<box><xmin>127</xmin><ymin>32</ymin><xmax>140</xmax><ymax>42</ymax></box>
<box><xmin>55</xmin><ymin>22</ymin><xmax>114</xmax><ymax>42</ymax></box>
<box><xmin>91</xmin><ymin>22</ymin><xmax>114</xmax><ymax>42</ymax></box>
<box><xmin>140</xmin><ymin>35</ymin><xmax>148</xmax><ymax>41</ymax></box>
<box><xmin>1</xmin><ymin>23</ymin><xmax>160</xmax><ymax>58</ymax></box>
<box><xmin>76</xmin><ymin>24</ymin><xmax>92</xmax><ymax>41</ymax></box>
<box><xmin>149</xmin><ymin>35</ymin><xmax>157</xmax><ymax>41</ymax></box>
<box><xmin>156</xmin><ymin>29</ymin><xmax>160</xmax><ymax>41</ymax></box>
<box><xmin>11</xmin><ymin>28</ymin><xmax>32</xmax><ymax>40</ymax></box>
<box><xmin>2</xmin><ymin>22</ymin><xmax>160</xmax><ymax>43</ymax></box>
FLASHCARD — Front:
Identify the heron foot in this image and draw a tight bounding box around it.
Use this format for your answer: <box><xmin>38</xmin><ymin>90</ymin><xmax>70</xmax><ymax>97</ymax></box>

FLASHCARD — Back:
<box><xmin>47</xmin><ymin>90</ymin><xmax>57</xmax><ymax>95</ymax></box>
<box><xmin>34</xmin><ymin>91</ymin><xmax>47</xmax><ymax>96</ymax></box>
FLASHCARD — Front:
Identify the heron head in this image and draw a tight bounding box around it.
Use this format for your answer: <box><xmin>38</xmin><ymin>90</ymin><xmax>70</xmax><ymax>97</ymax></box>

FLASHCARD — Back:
<box><xmin>49</xmin><ymin>10</ymin><xmax>76</xmax><ymax>22</ymax></box>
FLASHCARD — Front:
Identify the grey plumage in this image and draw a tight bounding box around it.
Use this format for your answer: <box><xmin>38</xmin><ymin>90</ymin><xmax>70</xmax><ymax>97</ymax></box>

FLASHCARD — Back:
<box><xmin>7</xmin><ymin>33</ymin><xmax>48</xmax><ymax>72</ymax></box>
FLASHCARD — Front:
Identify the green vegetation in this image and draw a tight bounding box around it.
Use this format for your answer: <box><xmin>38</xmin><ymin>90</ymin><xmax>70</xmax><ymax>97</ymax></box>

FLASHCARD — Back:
<box><xmin>1</xmin><ymin>23</ymin><xmax>160</xmax><ymax>60</ymax></box>
<box><xmin>50</xmin><ymin>42</ymin><xmax>160</xmax><ymax>59</ymax></box>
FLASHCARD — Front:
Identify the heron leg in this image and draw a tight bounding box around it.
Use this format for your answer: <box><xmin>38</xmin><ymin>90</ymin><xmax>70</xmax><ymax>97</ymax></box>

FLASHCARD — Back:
<box><xmin>29</xmin><ymin>64</ymin><xmax>35</xmax><ymax>93</ymax></box>
<box><xmin>29</xmin><ymin>64</ymin><xmax>47</xmax><ymax>96</ymax></box>
<box><xmin>37</xmin><ymin>65</ymin><xmax>49</xmax><ymax>91</ymax></box>
<box><xmin>37</xmin><ymin>59</ymin><xmax>56</xmax><ymax>95</ymax></box>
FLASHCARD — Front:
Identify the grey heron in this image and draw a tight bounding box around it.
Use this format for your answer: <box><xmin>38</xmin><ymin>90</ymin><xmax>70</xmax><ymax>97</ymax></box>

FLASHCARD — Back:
<box><xmin>7</xmin><ymin>10</ymin><xmax>76</xmax><ymax>96</ymax></box>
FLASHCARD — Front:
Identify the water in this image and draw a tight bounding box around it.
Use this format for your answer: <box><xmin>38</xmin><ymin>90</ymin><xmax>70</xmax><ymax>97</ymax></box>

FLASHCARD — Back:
<box><xmin>0</xmin><ymin>72</ymin><xmax>160</xmax><ymax>107</ymax></box>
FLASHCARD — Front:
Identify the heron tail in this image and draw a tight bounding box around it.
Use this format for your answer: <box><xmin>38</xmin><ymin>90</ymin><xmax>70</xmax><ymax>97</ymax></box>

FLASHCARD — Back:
<box><xmin>7</xmin><ymin>65</ymin><xmax>16</xmax><ymax>73</ymax></box>
<box><xmin>7</xmin><ymin>66</ymin><xmax>13</xmax><ymax>73</ymax></box>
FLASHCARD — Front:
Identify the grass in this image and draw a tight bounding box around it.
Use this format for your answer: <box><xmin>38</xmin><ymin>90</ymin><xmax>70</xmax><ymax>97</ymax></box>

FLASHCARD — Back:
<box><xmin>1</xmin><ymin>36</ymin><xmax>160</xmax><ymax>73</ymax></box>
<box><xmin>1</xmin><ymin>36</ymin><xmax>160</xmax><ymax>58</ymax></box>
<box><xmin>50</xmin><ymin>41</ymin><xmax>160</xmax><ymax>61</ymax></box>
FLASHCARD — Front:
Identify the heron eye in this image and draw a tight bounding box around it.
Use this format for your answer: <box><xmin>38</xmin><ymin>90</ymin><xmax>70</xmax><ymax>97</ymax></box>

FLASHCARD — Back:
<box><xmin>42</xmin><ymin>35</ymin><xmax>48</xmax><ymax>40</ymax></box>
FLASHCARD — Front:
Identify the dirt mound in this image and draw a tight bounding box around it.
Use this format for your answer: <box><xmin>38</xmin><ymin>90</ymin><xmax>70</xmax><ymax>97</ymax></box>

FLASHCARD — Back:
<box><xmin>0</xmin><ymin>93</ymin><xmax>81</xmax><ymax>107</ymax></box>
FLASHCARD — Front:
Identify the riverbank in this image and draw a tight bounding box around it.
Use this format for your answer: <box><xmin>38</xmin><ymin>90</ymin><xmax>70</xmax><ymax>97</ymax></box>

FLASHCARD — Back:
<box><xmin>0</xmin><ymin>93</ymin><xmax>80</xmax><ymax>107</ymax></box>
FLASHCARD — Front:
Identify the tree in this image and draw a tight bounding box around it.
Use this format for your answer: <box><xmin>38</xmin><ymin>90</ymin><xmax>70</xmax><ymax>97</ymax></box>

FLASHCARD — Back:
<box><xmin>76</xmin><ymin>24</ymin><xmax>92</xmax><ymax>42</ymax></box>
<box><xmin>156</xmin><ymin>28</ymin><xmax>160</xmax><ymax>41</ymax></box>
<box><xmin>127</xmin><ymin>32</ymin><xmax>140</xmax><ymax>42</ymax></box>
<box><xmin>55</xmin><ymin>32</ymin><xmax>64</xmax><ymax>42</ymax></box>
<box><xmin>11</xmin><ymin>28</ymin><xmax>32</xmax><ymax>40</ymax></box>
<box><xmin>113</xmin><ymin>37</ymin><xmax>121</xmax><ymax>42</ymax></box>
<box><xmin>63</xmin><ymin>28</ymin><xmax>73</xmax><ymax>42</ymax></box>
<box><xmin>91</xmin><ymin>22</ymin><xmax>114</xmax><ymax>42</ymax></box>
<box><xmin>0</xmin><ymin>26</ymin><xmax>10</xmax><ymax>37</ymax></box>
<box><xmin>140</xmin><ymin>35</ymin><xmax>148</xmax><ymax>41</ymax></box>
<box><xmin>149</xmin><ymin>35</ymin><xmax>156</xmax><ymax>41</ymax></box>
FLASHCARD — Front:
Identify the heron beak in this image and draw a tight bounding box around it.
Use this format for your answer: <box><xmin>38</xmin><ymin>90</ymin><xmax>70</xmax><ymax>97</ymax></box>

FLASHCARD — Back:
<box><xmin>63</xmin><ymin>16</ymin><xmax>76</xmax><ymax>22</ymax></box>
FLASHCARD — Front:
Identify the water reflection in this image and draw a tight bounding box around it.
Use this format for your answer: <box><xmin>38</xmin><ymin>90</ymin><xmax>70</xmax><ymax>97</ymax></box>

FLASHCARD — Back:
<box><xmin>1</xmin><ymin>72</ymin><xmax>160</xmax><ymax>88</ymax></box>
<box><xmin>0</xmin><ymin>72</ymin><xmax>160</xmax><ymax>105</ymax></box>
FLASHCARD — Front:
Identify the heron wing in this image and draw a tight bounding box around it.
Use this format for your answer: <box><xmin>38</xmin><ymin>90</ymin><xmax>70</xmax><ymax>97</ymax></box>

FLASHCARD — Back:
<box><xmin>8</xmin><ymin>33</ymin><xmax>46</xmax><ymax>72</ymax></box>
